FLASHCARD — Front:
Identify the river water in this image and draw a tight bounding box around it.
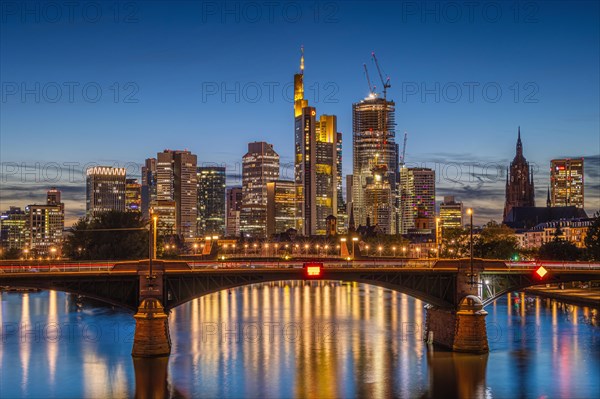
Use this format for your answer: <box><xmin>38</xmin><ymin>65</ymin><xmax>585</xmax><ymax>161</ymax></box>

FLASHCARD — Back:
<box><xmin>0</xmin><ymin>282</ymin><xmax>599</xmax><ymax>398</ymax></box>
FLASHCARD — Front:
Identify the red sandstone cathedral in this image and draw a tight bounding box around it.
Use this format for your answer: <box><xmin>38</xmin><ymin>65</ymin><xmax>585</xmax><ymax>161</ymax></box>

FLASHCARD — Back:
<box><xmin>503</xmin><ymin>127</ymin><xmax>535</xmax><ymax>219</ymax></box>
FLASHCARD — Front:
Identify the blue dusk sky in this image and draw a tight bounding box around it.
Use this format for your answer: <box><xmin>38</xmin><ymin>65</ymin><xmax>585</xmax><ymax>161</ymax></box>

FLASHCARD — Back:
<box><xmin>1</xmin><ymin>0</ymin><xmax>599</xmax><ymax>225</ymax></box>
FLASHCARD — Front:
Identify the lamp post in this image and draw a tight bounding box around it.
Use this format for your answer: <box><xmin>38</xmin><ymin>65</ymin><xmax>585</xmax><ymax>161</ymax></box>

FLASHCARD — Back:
<box><xmin>467</xmin><ymin>208</ymin><xmax>474</xmax><ymax>285</ymax></box>
<box><xmin>435</xmin><ymin>217</ymin><xmax>441</xmax><ymax>258</ymax></box>
<box><xmin>392</xmin><ymin>246</ymin><xmax>397</xmax><ymax>257</ymax></box>
<box><xmin>340</xmin><ymin>237</ymin><xmax>347</xmax><ymax>259</ymax></box>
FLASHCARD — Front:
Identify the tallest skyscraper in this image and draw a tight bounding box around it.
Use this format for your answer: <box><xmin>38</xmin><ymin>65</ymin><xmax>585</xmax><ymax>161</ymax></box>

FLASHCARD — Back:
<box><xmin>294</xmin><ymin>47</ymin><xmax>338</xmax><ymax>236</ymax></box>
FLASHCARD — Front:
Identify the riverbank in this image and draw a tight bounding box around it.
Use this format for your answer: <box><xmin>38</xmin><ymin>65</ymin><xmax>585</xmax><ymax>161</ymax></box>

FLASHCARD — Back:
<box><xmin>525</xmin><ymin>285</ymin><xmax>600</xmax><ymax>308</ymax></box>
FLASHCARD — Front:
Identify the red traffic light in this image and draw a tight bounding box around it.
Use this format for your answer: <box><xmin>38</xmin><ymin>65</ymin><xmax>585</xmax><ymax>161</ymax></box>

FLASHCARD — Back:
<box><xmin>304</xmin><ymin>262</ymin><xmax>323</xmax><ymax>278</ymax></box>
<box><xmin>534</xmin><ymin>265</ymin><xmax>548</xmax><ymax>279</ymax></box>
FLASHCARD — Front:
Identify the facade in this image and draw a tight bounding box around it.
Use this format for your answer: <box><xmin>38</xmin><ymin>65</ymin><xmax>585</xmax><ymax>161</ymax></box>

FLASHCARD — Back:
<box><xmin>351</xmin><ymin>95</ymin><xmax>398</xmax><ymax>232</ymax></box>
<box><xmin>240</xmin><ymin>142</ymin><xmax>280</xmax><ymax>238</ymax></box>
<box><xmin>439</xmin><ymin>196</ymin><xmax>463</xmax><ymax>231</ymax></box>
<box><xmin>293</xmin><ymin>49</ymin><xmax>338</xmax><ymax>236</ymax></box>
<box><xmin>141</xmin><ymin>158</ymin><xmax>157</xmax><ymax>219</ymax></box>
<box><xmin>266</xmin><ymin>180</ymin><xmax>299</xmax><ymax>236</ymax></box>
<box><xmin>150</xmin><ymin>200</ymin><xmax>177</xmax><ymax>236</ymax></box>
<box><xmin>336</xmin><ymin>132</ymin><xmax>347</xmax><ymax>233</ymax></box>
<box><xmin>516</xmin><ymin>218</ymin><xmax>593</xmax><ymax>249</ymax></box>
<box><xmin>146</xmin><ymin>150</ymin><xmax>198</xmax><ymax>238</ymax></box>
<box><xmin>125</xmin><ymin>178</ymin><xmax>142</xmax><ymax>213</ymax></box>
<box><xmin>226</xmin><ymin>187</ymin><xmax>243</xmax><ymax>237</ymax></box>
<box><xmin>399</xmin><ymin>167</ymin><xmax>436</xmax><ymax>234</ymax></box>
<box><xmin>86</xmin><ymin>166</ymin><xmax>126</xmax><ymax>218</ymax></box>
<box><xmin>196</xmin><ymin>166</ymin><xmax>226</xmax><ymax>237</ymax></box>
<box><xmin>550</xmin><ymin>158</ymin><xmax>584</xmax><ymax>208</ymax></box>
<box><xmin>0</xmin><ymin>207</ymin><xmax>28</xmax><ymax>250</ymax></box>
<box><xmin>26</xmin><ymin>204</ymin><xmax>64</xmax><ymax>256</ymax></box>
<box><xmin>504</xmin><ymin>128</ymin><xmax>535</xmax><ymax>220</ymax></box>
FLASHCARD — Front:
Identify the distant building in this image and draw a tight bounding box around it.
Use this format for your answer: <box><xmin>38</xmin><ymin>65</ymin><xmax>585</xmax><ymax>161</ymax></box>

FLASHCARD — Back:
<box><xmin>399</xmin><ymin>167</ymin><xmax>436</xmax><ymax>234</ymax></box>
<box><xmin>146</xmin><ymin>150</ymin><xmax>198</xmax><ymax>238</ymax></box>
<box><xmin>503</xmin><ymin>206</ymin><xmax>588</xmax><ymax>230</ymax></box>
<box><xmin>125</xmin><ymin>178</ymin><xmax>142</xmax><ymax>213</ymax></box>
<box><xmin>352</xmin><ymin>95</ymin><xmax>398</xmax><ymax>233</ymax></box>
<box><xmin>293</xmin><ymin>49</ymin><xmax>338</xmax><ymax>236</ymax></box>
<box><xmin>516</xmin><ymin>218</ymin><xmax>593</xmax><ymax>249</ymax></box>
<box><xmin>86</xmin><ymin>166</ymin><xmax>126</xmax><ymax>218</ymax></box>
<box><xmin>196</xmin><ymin>166</ymin><xmax>226</xmax><ymax>237</ymax></box>
<box><xmin>550</xmin><ymin>158</ymin><xmax>584</xmax><ymax>208</ymax></box>
<box><xmin>0</xmin><ymin>207</ymin><xmax>28</xmax><ymax>250</ymax></box>
<box><xmin>439</xmin><ymin>196</ymin><xmax>463</xmax><ymax>231</ymax></box>
<box><xmin>240</xmin><ymin>142</ymin><xmax>280</xmax><ymax>238</ymax></box>
<box><xmin>266</xmin><ymin>180</ymin><xmax>299</xmax><ymax>236</ymax></box>
<box><xmin>26</xmin><ymin>204</ymin><xmax>64</xmax><ymax>256</ymax></box>
<box><xmin>141</xmin><ymin>158</ymin><xmax>157</xmax><ymax>219</ymax></box>
<box><xmin>504</xmin><ymin>127</ymin><xmax>535</xmax><ymax>220</ymax></box>
<box><xmin>150</xmin><ymin>200</ymin><xmax>177</xmax><ymax>237</ymax></box>
<box><xmin>336</xmin><ymin>132</ymin><xmax>347</xmax><ymax>233</ymax></box>
<box><xmin>226</xmin><ymin>187</ymin><xmax>243</xmax><ymax>237</ymax></box>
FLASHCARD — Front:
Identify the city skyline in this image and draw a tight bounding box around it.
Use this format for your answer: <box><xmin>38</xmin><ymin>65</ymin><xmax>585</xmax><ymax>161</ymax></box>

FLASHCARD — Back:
<box><xmin>1</xmin><ymin>1</ymin><xmax>599</xmax><ymax>225</ymax></box>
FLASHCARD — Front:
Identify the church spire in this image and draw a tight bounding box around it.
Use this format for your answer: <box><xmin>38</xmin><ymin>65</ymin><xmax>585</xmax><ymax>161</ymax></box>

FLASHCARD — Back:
<box><xmin>547</xmin><ymin>186</ymin><xmax>551</xmax><ymax>207</ymax></box>
<box><xmin>516</xmin><ymin>126</ymin><xmax>523</xmax><ymax>159</ymax></box>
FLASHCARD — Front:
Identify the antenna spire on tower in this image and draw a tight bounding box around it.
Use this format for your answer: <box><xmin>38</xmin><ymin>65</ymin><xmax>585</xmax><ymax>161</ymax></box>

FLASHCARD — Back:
<box><xmin>300</xmin><ymin>45</ymin><xmax>304</xmax><ymax>73</ymax></box>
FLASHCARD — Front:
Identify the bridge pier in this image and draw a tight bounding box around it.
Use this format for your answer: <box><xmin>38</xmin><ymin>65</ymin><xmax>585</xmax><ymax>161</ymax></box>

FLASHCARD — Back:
<box><xmin>425</xmin><ymin>296</ymin><xmax>489</xmax><ymax>353</ymax></box>
<box><xmin>132</xmin><ymin>262</ymin><xmax>171</xmax><ymax>357</ymax></box>
<box><xmin>131</xmin><ymin>298</ymin><xmax>172</xmax><ymax>357</ymax></box>
<box><xmin>425</xmin><ymin>259</ymin><xmax>489</xmax><ymax>353</ymax></box>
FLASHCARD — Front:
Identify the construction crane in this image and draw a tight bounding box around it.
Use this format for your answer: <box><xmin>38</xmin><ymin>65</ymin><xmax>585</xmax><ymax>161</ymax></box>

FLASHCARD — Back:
<box><xmin>399</xmin><ymin>131</ymin><xmax>408</xmax><ymax>167</ymax></box>
<box><xmin>363</xmin><ymin>63</ymin><xmax>376</xmax><ymax>97</ymax></box>
<box><xmin>372</xmin><ymin>51</ymin><xmax>391</xmax><ymax>100</ymax></box>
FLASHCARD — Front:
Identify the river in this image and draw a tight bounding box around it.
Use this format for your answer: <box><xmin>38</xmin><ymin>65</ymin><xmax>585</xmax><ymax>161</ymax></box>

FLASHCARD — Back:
<box><xmin>1</xmin><ymin>282</ymin><xmax>599</xmax><ymax>398</ymax></box>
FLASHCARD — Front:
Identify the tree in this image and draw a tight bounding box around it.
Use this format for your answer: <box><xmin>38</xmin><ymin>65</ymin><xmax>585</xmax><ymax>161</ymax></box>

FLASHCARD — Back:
<box><xmin>585</xmin><ymin>212</ymin><xmax>600</xmax><ymax>261</ymax></box>
<box><xmin>538</xmin><ymin>226</ymin><xmax>582</xmax><ymax>261</ymax></box>
<box><xmin>0</xmin><ymin>247</ymin><xmax>21</xmax><ymax>260</ymax></box>
<box><xmin>440</xmin><ymin>227</ymin><xmax>470</xmax><ymax>258</ymax></box>
<box><xmin>63</xmin><ymin>211</ymin><xmax>149</xmax><ymax>260</ymax></box>
<box><xmin>473</xmin><ymin>221</ymin><xmax>519</xmax><ymax>260</ymax></box>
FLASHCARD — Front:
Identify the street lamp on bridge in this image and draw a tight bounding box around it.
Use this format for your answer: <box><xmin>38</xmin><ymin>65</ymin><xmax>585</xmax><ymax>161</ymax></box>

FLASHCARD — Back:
<box><xmin>467</xmin><ymin>208</ymin><xmax>474</xmax><ymax>285</ymax></box>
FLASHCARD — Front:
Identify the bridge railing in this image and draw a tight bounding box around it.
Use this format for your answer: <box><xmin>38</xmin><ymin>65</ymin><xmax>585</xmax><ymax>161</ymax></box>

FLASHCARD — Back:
<box><xmin>0</xmin><ymin>262</ymin><xmax>115</xmax><ymax>274</ymax></box>
<box><xmin>187</xmin><ymin>259</ymin><xmax>437</xmax><ymax>270</ymax></box>
<box><xmin>506</xmin><ymin>261</ymin><xmax>600</xmax><ymax>270</ymax></box>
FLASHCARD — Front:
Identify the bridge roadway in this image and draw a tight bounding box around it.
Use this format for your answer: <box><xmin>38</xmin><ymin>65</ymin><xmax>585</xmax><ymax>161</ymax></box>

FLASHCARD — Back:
<box><xmin>1</xmin><ymin>258</ymin><xmax>598</xmax><ymax>356</ymax></box>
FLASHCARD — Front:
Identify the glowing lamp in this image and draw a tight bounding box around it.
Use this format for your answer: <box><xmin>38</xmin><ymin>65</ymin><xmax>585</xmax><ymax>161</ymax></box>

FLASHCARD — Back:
<box><xmin>304</xmin><ymin>262</ymin><xmax>323</xmax><ymax>278</ymax></box>
<box><xmin>535</xmin><ymin>266</ymin><xmax>548</xmax><ymax>279</ymax></box>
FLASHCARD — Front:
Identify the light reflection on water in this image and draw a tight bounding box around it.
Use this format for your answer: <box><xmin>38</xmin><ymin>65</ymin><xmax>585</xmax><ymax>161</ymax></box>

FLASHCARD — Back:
<box><xmin>0</xmin><ymin>282</ymin><xmax>598</xmax><ymax>398</ymax></box>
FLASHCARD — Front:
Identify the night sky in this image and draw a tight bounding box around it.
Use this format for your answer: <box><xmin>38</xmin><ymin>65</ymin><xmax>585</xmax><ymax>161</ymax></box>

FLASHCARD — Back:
<box><xmin>1</xmin><ymin>1</ymin><xmax>598</xmax><ymax>224</ymax></box>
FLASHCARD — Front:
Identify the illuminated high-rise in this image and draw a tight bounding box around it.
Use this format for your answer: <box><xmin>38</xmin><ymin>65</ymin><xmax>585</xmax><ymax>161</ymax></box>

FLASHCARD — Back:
<box><xmin>439</xmin><ymin>196</ymin><xmax>463</xmax><ymax>231</ymax></box>
<box><xmin>399</xmin><ymin>167</ymin><xmax>435</xmax><ymax>233</ymax></box>
<box><xmin>26</xmin><ymin>189</ymin><xmax>65</xmax><ymax>256</ymax></box>
<box><xmin>550</xmin><ymin>158</ymin><xmax>584</xmax><ymax>208</ymax></box>
<box><xmin>125</xmin><ymin>178</ymin><xmax>142</xmax><ymax>213</ymax></box>
<box><xmin>351</xmin><ymin>95</ymin><xmax>398</xmax><ymax>232</ymax></box>
<box><xmin>86</xmin><ymin>166</ymin><xmax>126</xmax><ymax>218</ymax></box>
<box><xmin>0</xmin><ymin>207</ymin><xmax>28</xmax><ymax>250</ymax></box>
<box><xmin>196</xmin><ymin>166</ymin><xmax>226</xmax><ymax>237</ymax></box>
<box><xmin>145</xmin><ymin>150</ymin><xmax>198</xmax><ymax>238</ymax></box>
<box><xmin>293</xmin><ymin>48</ymin><xmax>338</xmax><ymax>236</ymax></box>
<box><xmin>240</xmin><ymin>141</ymin><xmax>280</xmax><ymax>238</ymax></box>
<box><xmin>226</xmin><ymin>187</ymin><xmax>243</xmax><ymax>237</ymax></box>
<box><xmin>266</xmin><ymin>180</ymin><xmax>299</xmax><ymax>236</ymax></box>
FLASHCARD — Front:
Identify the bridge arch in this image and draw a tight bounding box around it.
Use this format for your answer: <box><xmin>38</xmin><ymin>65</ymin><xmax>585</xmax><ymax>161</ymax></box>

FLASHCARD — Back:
<box><xmin>163</xmin><ymin>271</ymin><xmax>458</xmax><ymax>311</ymax></box>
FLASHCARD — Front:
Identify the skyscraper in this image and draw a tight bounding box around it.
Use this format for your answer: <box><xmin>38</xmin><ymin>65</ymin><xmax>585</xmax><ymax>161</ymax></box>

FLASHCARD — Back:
<box><xmin>504</xmin><ymin>127</ymin><xmax>535</xmax><ymax>219</ymax></box>
<box><xmin>196</xmin><ymin>166</ymin><xmax>226</xmax><ymax>237</ymax></box>
<box><xmin>240</xmin><ymin>142</ymin><xmax>280</xmax><ymax>238</ymax></box>
<box><xmin>226</xmin><ymin>187</ymin><xmax>243</xmax><ymax>237</ymax></box>
<box><xmin>399</xmin><ymin>167</ymin><xmax>436</xmax><ymax>233</ymax></box>
<box><xmin>266</xmin><ymin>180</ymin><xmax>299</xmax><ymax>236</ymax></box>
<box><xmin>293</xmin><ymin>48</ymin><xmax>338</xmax><ymax>236</ymax></box>
<box><xmin>0</xmin><ymin>207</ymin><xmax>28</xmax><ymax>250</ymax></box>
<box><xmin>125</xmin><ymin>178</ymin><xmax>142</xmax><ymax>213</ymax></box>
<box><xmin>336</xmin><ymin>132</ymin><xmax>347</xmax><ymax>233</ymax></box>
<box><xmin>86</xmin><ymin>166</ymin><xmax>126</xmax><ymax>218</ymax></box>
<box><xmin>550</xmin><ymin>158</ymin><xmax>584</xmax><ymax>208</ymax></box>
<box><xmin>351</xmin><ymin>95</ymin><xmax>398</xmax><ymax>233</ymax></box>
<box><xmin>141</xmin><ymin>158</ymin><xmax>157</xmax><ymax>219</ymax></box>
<box><xmin>439</xmin><ymin>196</ymin><xmax>463</xmax><ymax>230</ymax></box>
<box><xmin>26</xmin><ymin>188</ymin><xmax>64</xmax><ymax>256</ymax></box>
<box><xmin>146</xmin><ymin>150</ymin><xmax>198</xmax><ymax>238</ymax></box>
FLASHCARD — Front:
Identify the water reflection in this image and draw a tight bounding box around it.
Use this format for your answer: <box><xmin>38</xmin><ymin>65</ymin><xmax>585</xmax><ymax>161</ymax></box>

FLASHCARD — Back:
<box><xmin>1</xmin><ymin>285</ymin><xmax>599</xmax><ymax>398</ymax></box>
